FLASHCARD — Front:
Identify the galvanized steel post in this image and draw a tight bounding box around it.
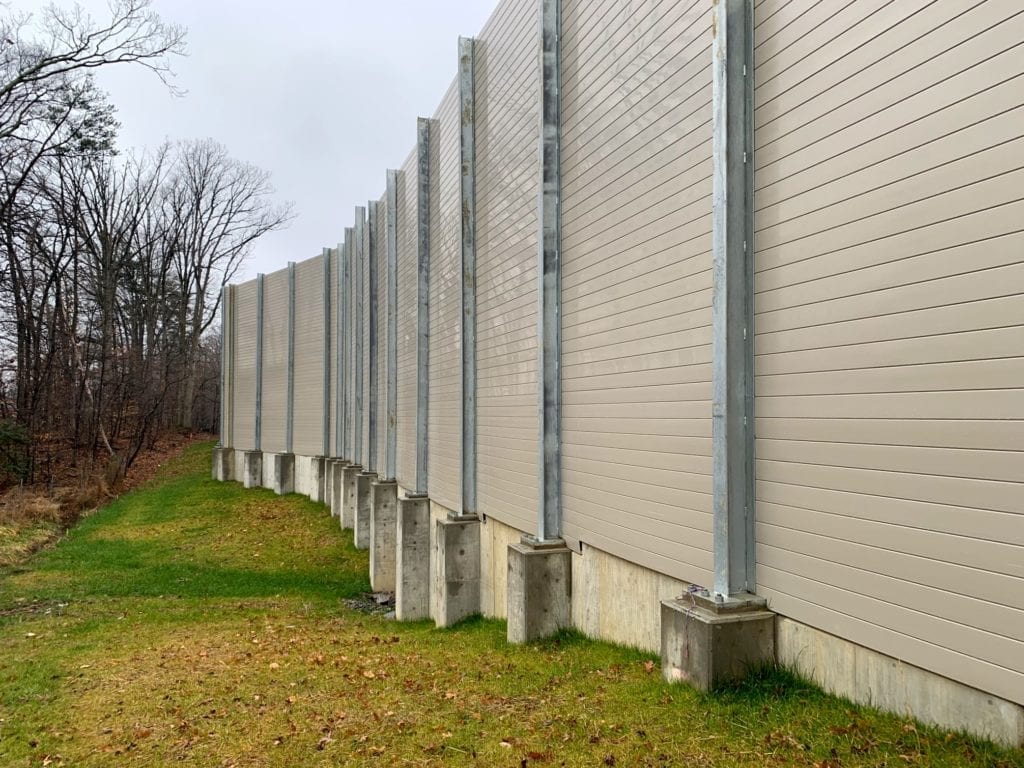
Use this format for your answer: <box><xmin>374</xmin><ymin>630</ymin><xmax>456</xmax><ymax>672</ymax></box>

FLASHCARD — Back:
<box><xmin>339</xmin><ymin>237</ymin><xmax>348</xmax><ymax>460</ymax></box>
<box><xmin>367</xmin><ymin>201</ymin><xmax>379</xmax><ymax>474</ymax></box>
<box><xmin>460</xmin><ymin>36</ymin><xmax>477</xmax><ymax>516</ymax></box>
<box><xmin>254</xmin><ymin>273</ymin><xmax>265</xmax><ymax>452</ymax></box>
<box><xmin>217</xmin><ymin>285</ymin><xmax>229</xmax><ymax>447</ymax></box>
<box><xmin>226</xmin><ymin>285</ymin><xmax>235</xmax><ymax>448</ymax></box>
<box><xmin>711</xmin><ymin>0</ymin><xmax>756</xmax><ymax>599</ymax></box>
<box><xmin>322</xmin><ymin>248</ymin><xmax>332</xmax><ymax>457</ymax></box>
<box><xmin>342</xmin><ymin>228</ymin><xmax>354</xmax><ymax>460</ymax></box>
<box><xmin>536</xmin><ymin>0</ymin><xmax>561</xmax><ymax>542</ymax></box>
<box><xmin>354</xmin><ymin>208</ymin><xmax>365</xmax><ymax>465</ymax></box>
<box><xmin>415</xmin><ymin>118</ymin><xmax>432</xmax><ymax>496</ymax></box>
<box><xmin>386</xmin><ymin>170</ymin><xmax>399</xmax><ymax>481</ymax></box>
<box><xmin>286</xmin><ymin>262</ymin><xmax>296</xmax><ymax>455</ymax></box>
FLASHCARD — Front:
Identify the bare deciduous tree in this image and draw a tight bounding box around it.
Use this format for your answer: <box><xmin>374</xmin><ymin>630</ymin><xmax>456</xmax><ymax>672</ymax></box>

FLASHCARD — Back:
<box><xmin>0</xmin><ymin>3</ymin><xmax>290</xmax><ymax>486</ymax></box>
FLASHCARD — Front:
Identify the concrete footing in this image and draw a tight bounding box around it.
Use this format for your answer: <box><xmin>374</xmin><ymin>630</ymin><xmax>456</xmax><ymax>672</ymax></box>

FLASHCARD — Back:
<box><xmin>268</xmin><ymin>452</ymin><xmax>294</xmax><ymax>495</ymax></box>
<box><xmin>354</xmin><ymin>471</ymin><xmax>376</xmax><ymax>550</ymax></box>
<box><xmin>340</xmin><ymin>464</ymin><xmax>361</xmax><ymax>531</ymax></box>
<box><xmin>777</xmin><ymin>617</ymin><xmax>1024</xmax><ymax>748</ymax></box>
<box><xmin>328</xmin><ymin>460</ymin><xmax>348</xmax><ymax>518</ymax></box>
<box><xmin>369</xmin><ymin>480</ymin><xmax>398</xmax><ymax>591</ymax></box>
<box><xmin>507</xmin><ymin>537</ymin><xmax>572</xmax><ymax>643</ymax></box>
<box><xmin>212</xmin><ymin>447</ymin><xmax>234</xmax><ymax>482</ymax></box>
<box><xmin>432</xmin><ymin>514</ymin><xmax>481</xmax><ymax>627</ymax></box>
<box><xmin>307</xmin><ymin>457</ymin><xmax>327</xmax><ymax>504</ymax></box>
<box><xmin>241</xmin><ymin>450</ymin><xmax>262</xmax><ymax>489</ymax></box>
<box><xmin>396</xmin><ymin>495</ymin><xmax>430</xmax><ymax>620</ymax></box>
<box><xmin>660</xmin><ymin>592</ymin><xmax>775</xmax><ymax>693</ymax></box>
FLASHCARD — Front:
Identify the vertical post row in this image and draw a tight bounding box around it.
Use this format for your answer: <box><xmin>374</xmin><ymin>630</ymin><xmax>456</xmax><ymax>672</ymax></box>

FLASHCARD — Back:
<box><xmin>343</xmin><ymin>228</ymin><xmax>354</xmax><ymax>460</ymax></box>
<box><xmin>354</xmin><ymin>208</ymin><xmax>365</xmax><ymax>466</ymax></box>
<box><xmin>459</xmin><ymin>36</ymin><xmax>477</xmax><ymax>516</ymax></box>
<box><xmin>322</xmin><ymin>248</ymin><xmax>332</xmax><ymax>457</ymax></box>
<box><xmin>255</xmin><ymin>273</ymin><xmax>265</xmax><ymax>452</ymax></box>
<box><xmin>385</xmin><ymin>171</ymin><xmax>399</xmax><ymax>481</ymax></box>
<box><xmin>711</xmin><ymin>0</ymin><xmax>755</xmax><ymax>599</ymax></box>
<box><xmin>536</xmin><ymin>0</ymin><xmax>561</xmax><ymax>542</ymax></box>
<box><xmin>286</xmin><ymin>262</ymin><xmax>296</xmax><ymax>455</ymax></box>
<box><xmin>415</xmin><ymin>118</ymin><xmax>432</xmax><ymax>496</ymax></box>
<box><xmin>367</xmin><ymin>201</ymin><xmax>379</xmax><ymax>474</ymax></box>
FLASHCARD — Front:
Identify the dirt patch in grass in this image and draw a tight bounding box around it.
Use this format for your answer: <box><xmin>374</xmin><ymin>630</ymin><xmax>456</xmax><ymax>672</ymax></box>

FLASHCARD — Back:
<box><xmin>0</xmin><ymin>443</ymin><xmax>1020</xmax><ymax>768</ymax></box>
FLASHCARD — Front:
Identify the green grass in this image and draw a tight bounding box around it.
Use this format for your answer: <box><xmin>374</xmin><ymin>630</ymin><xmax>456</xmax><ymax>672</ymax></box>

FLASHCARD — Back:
<box><xmin>0</xmin><ymin>442</ymin><xmax>1020</xmax><ymax>767</ymax></box>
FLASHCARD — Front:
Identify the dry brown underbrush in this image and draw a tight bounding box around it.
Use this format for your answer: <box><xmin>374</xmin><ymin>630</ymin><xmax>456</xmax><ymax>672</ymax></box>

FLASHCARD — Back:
<box><xmin>0</xmin><ymin>432</ymin><xmax>211</xmax><ymax>568</ymax></box>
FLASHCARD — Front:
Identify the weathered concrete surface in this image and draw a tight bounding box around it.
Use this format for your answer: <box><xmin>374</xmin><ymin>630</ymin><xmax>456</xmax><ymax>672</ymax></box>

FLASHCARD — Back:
<box><xmin>431</xmin><ymin>514</ymin><xmax>481</xmax><ymax>627</ymax></box>
<box><xmin>507</xmin><ymin>539</ymin><xmax>571</xmax><ymax>644</ymax></box>
<box><xmin>572</xmin><ymin>543</ymin><xmax>687</xmax><ymax>654</ymax></box>
<box><xmin>328</xmin><ymin>460</ymin><xmax>348</xmax><ymax>518</ymax></box>
<box><xmin>777</xmin><ymin>617</ymin><xmax>1024</xmax><ymax>748</ymax></box>
<box><xmin>211</xmin><ymin>447</ymin><xmax>234</xmax><ymax>482</ymax></box>
<box><xmin>479</xmin><ymin>515</ymin><xmax>522</xmax><ymax>619</ymax></box>
<box><xmin>369</xmin><ymin>480</ymin><xmax>398</xmax><ymax>592</ymax></box>
<box><xmin>261</xmin><ymin>453</ymin><xmax>275</xmax><ymax>489</ymax></box>
<box><xmin>232</xmin><ymin>450</ymin><xmax>248</xmax><ymax>481</ymax></box>
<box><xmin>268</xmin><ymin>453</ymin><xmax>295</xmax><ymax>495</ymax></box>
<box><xmin>293</xmin><ymin>455</ymin><xmax>320</xmax><ymax>498</ymax></box>
<box><xmin>340</xmin><ymin>464</ymin><xmax>361</xmax><ymax>531</ymax></box>
<box><xmin>354</xmin><ymin>472</ymin><xmax>376</xmax><ymax>550</ymax></box>
<box><xmin>241</xmin><ymin>450</ymin><xmax>262</xmax><ymax>489</ymax></box>
<box><xmin>396</xmin><ymin>495</ymin><xmax>430</xmax><ymax>621</ymax></box>
<box><xmin>661</xmin><ymin>594</ymin><xmax>774</xmax><ymax>693</ymax></box>
<box><xmin>306</xmin><ymin>457</ymin><xmax>327</xmax><ymax>504</ymax></box>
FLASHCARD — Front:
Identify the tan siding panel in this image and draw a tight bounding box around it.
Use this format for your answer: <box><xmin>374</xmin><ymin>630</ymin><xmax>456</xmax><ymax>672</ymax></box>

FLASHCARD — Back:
<box><xmin>754</xmin><ymin>3</ymin><xmax>1024</xmax><ymax>704</ymax></box>
<box><xmin>396</xmin><ymin>149</ymin><xmax>419</xmax><ymax>490</ymax></box>
<box><xmin>560</xmin><ymin>0</ymin><xmax>713</xmax><ymax>585</ymax></box>
<box><xmin>427</xmin><ymin>82</ymin><xmax>462</xmax><ymax>511</ymax></box>
<box><xmin>231</xmin><ymin>280</ymin><xmax>258</xmax><ymax>451</ymax></box>
<box><xmin>475</xmin><ymin>0</ymin><xmax>540</xmax><ymax>533</ymax></box>
<box><xmin>260</xmin><ymin>268</ymin><xmax>289</xmax><ymax>454</ymax></box>
<box><xmin>293</xmin><ymin>256</ymin><xmax>326</xmax><ymax>457</ymax></box>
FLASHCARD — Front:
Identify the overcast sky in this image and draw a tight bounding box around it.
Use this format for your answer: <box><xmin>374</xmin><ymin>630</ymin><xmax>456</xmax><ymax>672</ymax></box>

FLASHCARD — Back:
<box><xmin>37</xmin><ymin>0</ymin><xmax>495</xmax><ymax>281</ymax></box>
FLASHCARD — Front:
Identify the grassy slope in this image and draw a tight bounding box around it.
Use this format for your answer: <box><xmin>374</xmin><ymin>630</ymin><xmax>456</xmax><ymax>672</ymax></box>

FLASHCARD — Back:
<box><xmin>0</xmin><ymin>443</ymin><xmax>1019</xmax><ymax>767</ymax></box>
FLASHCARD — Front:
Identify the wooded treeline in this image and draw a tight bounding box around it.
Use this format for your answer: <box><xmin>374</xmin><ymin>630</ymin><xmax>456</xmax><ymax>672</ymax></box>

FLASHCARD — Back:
<box><xmin>0</xmin><ymin>1</ymin><xmax>291</xmax><ymax>487</ymax></box>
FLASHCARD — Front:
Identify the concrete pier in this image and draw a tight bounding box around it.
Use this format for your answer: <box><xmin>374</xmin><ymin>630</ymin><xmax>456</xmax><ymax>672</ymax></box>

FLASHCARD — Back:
<box><xmin>269</xmin><ymin>453</ymin><xmax>294</xmax><ymax>495</ymax></box>
<box><xmin>354</xmin><ymin>471</ymin><xmax>376</xmax><ymax>550</ymax></box>
<box><xmin>660</xmin><ymin>592</ymin><xmax>774</xmax><ymax>693</ymax></box>
<box><xmin>507</xmin><ymin>537</ymin><xmax>571</xmax><ymax>644</ymax></box>
<box><xmin>241</xmin><ymin>450</ymin><xmax>262</xmax><ymax>489</ymax></box>
<box><xmin>369</xmin><ymin>480</ymin><xmax>398</xmax><ymax>591</ymax></box>
<box><xmin>432</xmin><ymin>514</ymin><xmax>481</xmax><ymax>627</ymax></box>
<box><xmin>396</xmin><ymin>495</ymin><xmax>430</xmax><ymax>620</ymax></box>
